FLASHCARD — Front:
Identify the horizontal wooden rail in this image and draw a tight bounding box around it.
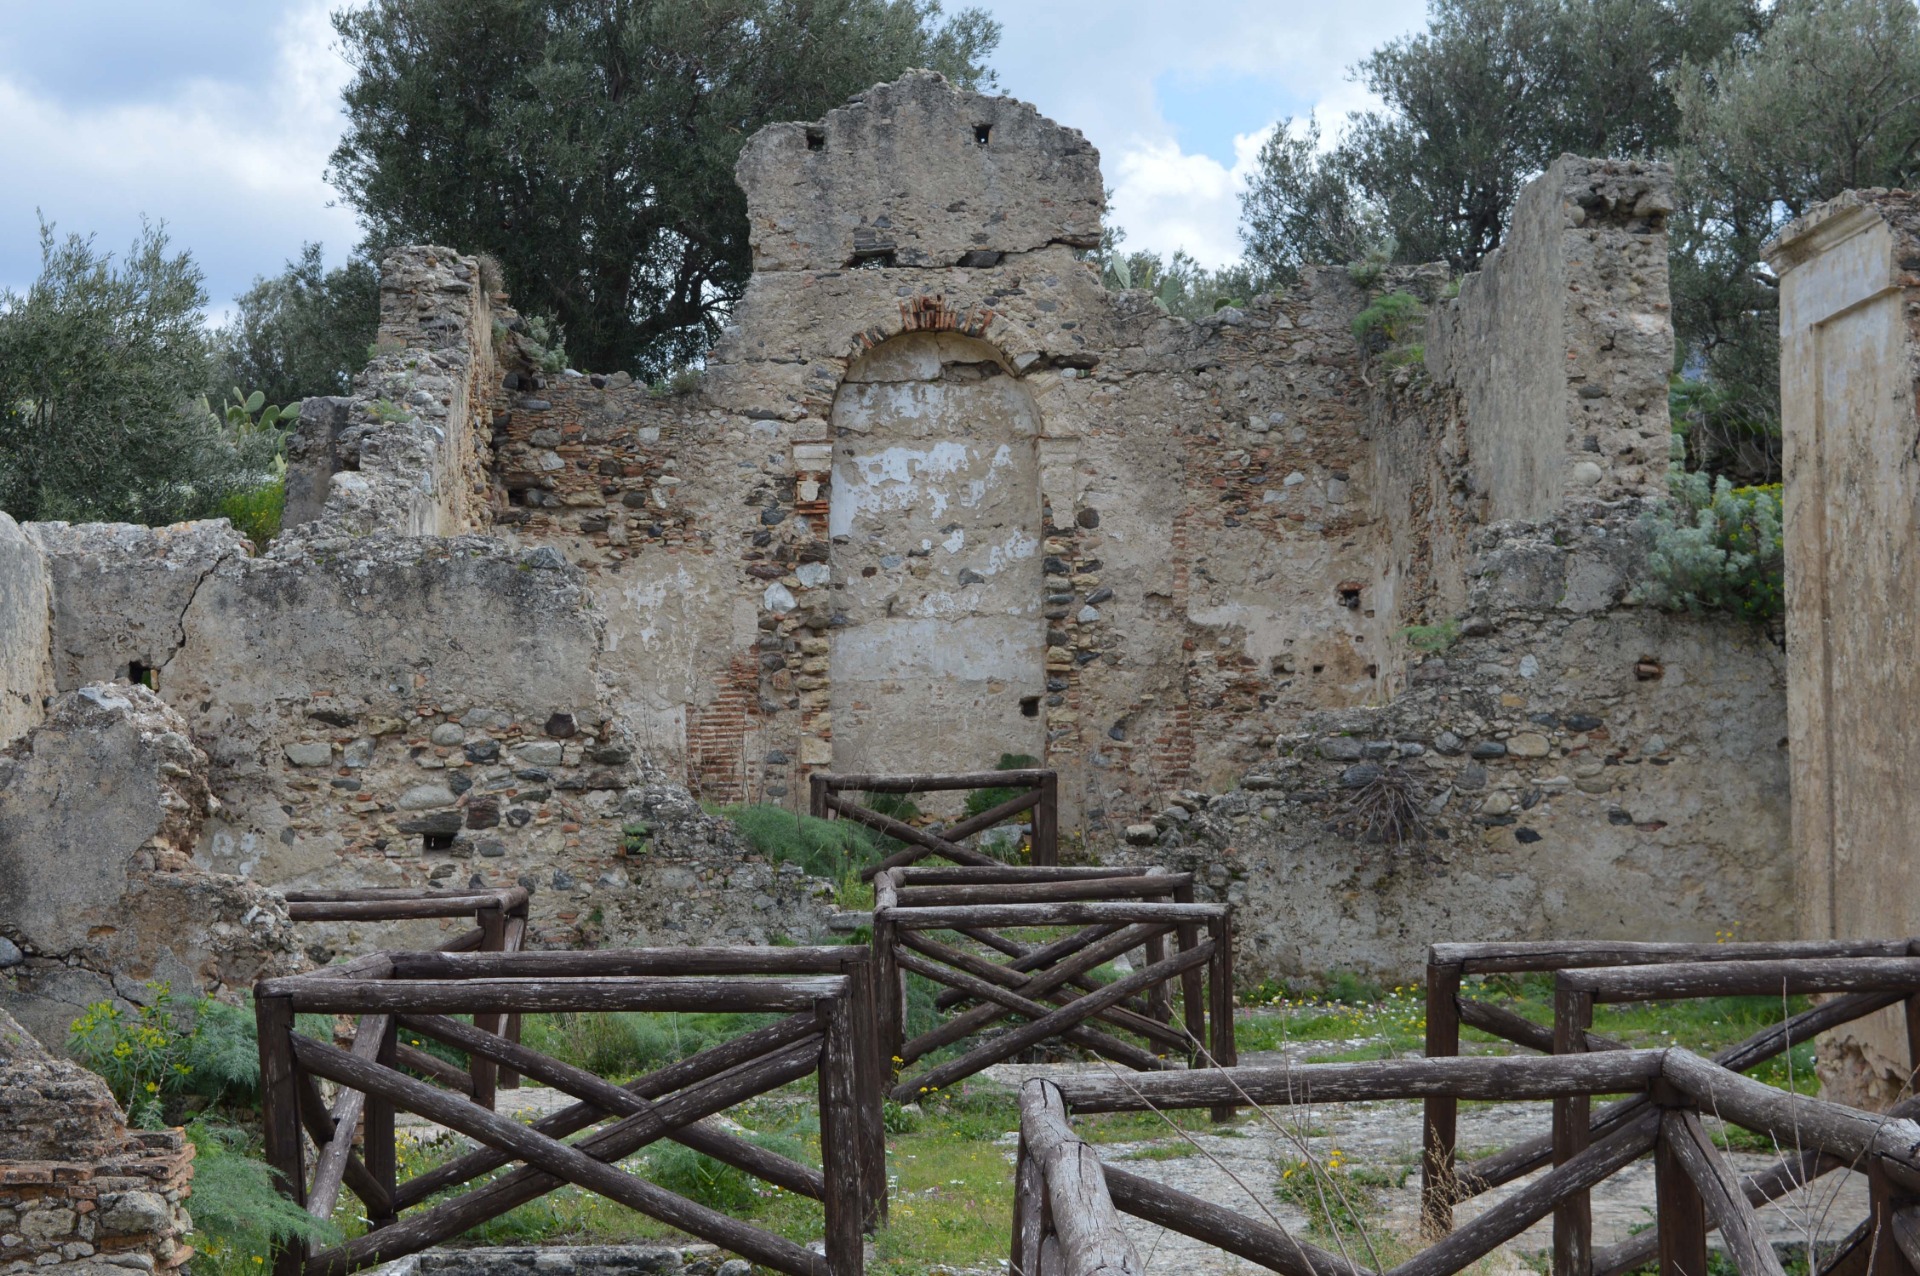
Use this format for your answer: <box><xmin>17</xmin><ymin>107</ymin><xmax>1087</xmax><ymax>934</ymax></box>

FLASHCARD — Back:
<box><xmin>1050</xmin><ymin>1051</ymin><xmax>1668</xmax><ymax>1111</ymax></box>
<box><xmin>894</xmin><ymin>875</ymin><xmax>1188</xmax><ymax>908</ymax></box>
<box><xmin>884</xmin><ymin>901</ymin><xmax>1224</xmax><ymax>930</ymax></box>
<box><xmin>1429</xmin><ymin>938</ymin><xmax>1915</xmax><ymax>974</ymax></box>
<box><xmin>1560</xmin><ymin>956</ymin><xmax>1920</xmax><ymax>1001</ymax></box>
<box><xmin>262</xmin><ymin>973</ymin><xmax>847</xmax><ymax>1014</ymax></box>
<box><xmin>821</xmin><ymin>769</ymin><xmax>1054</xmax><ymax>791</ymax></box>
<box><xmin>385</xmin><ymin>946</ymin><xmax>871</xmax><ymax>980</ymax></box>
<box><xmin>898</xmin><ymin>866</ymin><xmax>1159</xmax><ymax>885</ymax></box>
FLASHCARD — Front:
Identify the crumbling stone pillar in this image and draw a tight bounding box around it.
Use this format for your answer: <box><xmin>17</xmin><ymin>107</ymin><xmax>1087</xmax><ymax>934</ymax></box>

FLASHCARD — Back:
<box><xmin>0</xmin><ymin>684</ymin><xmax>297</xmax><ymax>1048</ymax></box>
<box><xmin>1767</xmin><ymin>191</ymin><xmax>1920</xmax><ymax>1106</ymax></box>
<box><xmin>0</xmin><ymin>1008</ymin><xmax>194</xmax><ymax>1276</ymax></box>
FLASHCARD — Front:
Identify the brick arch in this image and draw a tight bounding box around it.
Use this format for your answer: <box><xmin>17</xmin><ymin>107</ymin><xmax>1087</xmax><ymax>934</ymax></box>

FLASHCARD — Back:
<box><xmin>842</xmin><ymin>292</ymin><xmax>1040</xmax><ymax>369</ymax></box>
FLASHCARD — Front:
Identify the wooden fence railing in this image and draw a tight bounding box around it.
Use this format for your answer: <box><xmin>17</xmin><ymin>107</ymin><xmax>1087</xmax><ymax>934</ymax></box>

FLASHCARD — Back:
<box><xmin>1013</xmin><ymin>1049</ymin><xmax>1920</xmax><ymax>1276</ymax></box>
<box><xmin>1421</xmin><ymin>939</ymin><xmax>1920</xmax><ymax>1276</ymax></box>
<box><xmin>282</xmin><ymin>887</ymin><xmax>531</xmax><ymax>1104</ymax></box>
<box><xmin>254</xmin><ymin>947</ymin><xmax>883</xmax><ymax>1276</ymax></box>
<box><xmin>810</xmin><ymin>768</ymin><xmax>1059</xmax><ymax>877</ymax></box>
<box><xmin>871</xmin><ymin>865</ymin><xmax>1236</xmax><ymax>1115</ymax></box>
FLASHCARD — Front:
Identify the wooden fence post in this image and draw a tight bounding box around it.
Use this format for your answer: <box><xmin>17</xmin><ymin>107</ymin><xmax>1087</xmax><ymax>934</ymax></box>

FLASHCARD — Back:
<box><xmin>1172</xmin><ymin>880</ymin><xmax>1207</xmax><ymax>1065</ymax></box>
<box><xmin>255</xmin><ymin>992</ymin><xmax>307</xmax><ymax>1276</ymax></box>
<box><xmin>1553</xmin><ymin>981</ymin><xmax>1596</xmax><ymax>1276</ymax></box>
<box><xmin>1652</xmin><ymin>1083</ymin><xmax>1708</xmax><ymax>1276</ymax></box>
<box><xmin>811</xmin><ymin>772</ymin><xmax>830</xmax><ymax>820</ymax></box>
<box><xmin>1421</xmin><ymin>956</ymin><xmax>1463</xmax><ymax>1238</ymax></box>
<box><xmin>470</xmin><ymin>905</ymin><xmax>506</xmax><ymax>1109</ymax></box>
<box><xmin>817</xmin><ymin>991</ymin><xmax>866</xmax><ymax>1276</ymax></box>
<box><xmin>366</xmin><ymin>1015</ymin><xmax>399</xmax><ymax>1231</ymax></box>
<box><xmin>1207</xmin><ymin>910</ymin><xmax>1237</xmax><ymax>1123</ymax></box>
<box><xmin>1033</xmin><ymin>772</ymin><xmax>1059</xmax><ymax>866</ymax></box>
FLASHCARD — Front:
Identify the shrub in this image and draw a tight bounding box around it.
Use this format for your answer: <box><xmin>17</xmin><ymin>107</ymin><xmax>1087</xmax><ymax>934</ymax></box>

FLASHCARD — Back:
<box><xmin>519</xmin><ymin>1012</ymin><xmax>675</xmax><ymax>1078</ymax></box>
<box><xmin>717</xmin><ymin>803</ymin><xmax>889</xmax><ymax>880</ymax></box>
<box><xmin>1350</xmin><ymin>290</ymin><xmax>1424</xmax><ymax>350</ymax></box>
<box><xmin>1639</xmin><ymin>445</ymin><xmax>1784</xmax><ymax>624</ymax></box>
<box><xmin>220</xmin><ymin>471</ymin><xmax>286</xmax><ymax>548</ymax></box>
<box><xmin>183</xmin><ymin>1120</ymin><xmax>340</xmax><ymax>1276</ymax></box>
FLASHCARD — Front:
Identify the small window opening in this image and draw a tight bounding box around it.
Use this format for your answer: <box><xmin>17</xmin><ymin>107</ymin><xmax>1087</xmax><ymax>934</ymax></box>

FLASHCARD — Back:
<box><xmin>805</xmin><ymin>127</ymin><xmax>826</xmax><ymax>152</ymax></box>
<box><xmin>1365</xmin><ymin>663</ymin><xmax>1379</xmax><ymax>679</ymax></box>
<box><xmin>507</xmin><ymin>487</ymin><xmax>529</xmax><ymax>507</ymax></box>
<box><xmin>128</xmin><ymin>661</ymin><xmax>156</xmax><ymax>690</ymax></box>
<box><xmin>973</xmin><ymin>123</ymin><xmax>992</xmax><ymax>145</ymax></box>
<box><xmin>850</xmin><ymin>249</ymin><xmax>896</xmax><ymax>270</ymax></box>
<box><xmin>1336</xmin><ymin>580</ymin><xmax>1363</xmax><ymax>609</ymax></box>
<box><xmin>423</xmin><ymin>831</ymin><xmax>456</xmax><ymax>852</ymax></box>
<box><xmin>1019</xmin><ymin>695</ymin><xmax>1040</xmax><ymax>718</ymax></box>
<box><xmin>1311</xmin><ymin>663</ymin><xmax>1325</xmax><ymax>675</ymax></box>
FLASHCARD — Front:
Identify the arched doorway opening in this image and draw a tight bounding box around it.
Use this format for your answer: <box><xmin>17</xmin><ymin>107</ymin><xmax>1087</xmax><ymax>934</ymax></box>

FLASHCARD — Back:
<box><xmin>826</xmin><ymin>332</ymin><xmax>1045</xmax><ymax>784</ymax></box>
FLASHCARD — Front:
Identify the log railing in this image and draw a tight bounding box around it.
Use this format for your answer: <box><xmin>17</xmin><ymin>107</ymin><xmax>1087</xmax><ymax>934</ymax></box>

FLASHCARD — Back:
<box><xmin>871</xmin><ymin>865</ymin><xmax>1236</xmax><ymax>1116</ymax></box>
<box><xmin>1012</xmin><ymin>1050</ymin><xmax>1920</xmax><ymax>1276</ymax></box>
<box><xmin>809</xmin><ymin>768</ymin><xmax>1059</xmax><ymax>878</ymax></box>
<box><xmin>1421</xmin><ymin>939</ymin><xmax>1920</xmax><ymax>1276</ymax></box>
<box><xmin>282</xmin><ymin>887</ymin><xmax>531</xmax><ymax>1103</ymax></box>
<box><xmin>255</xmin><ymin>946</ymin><xmax>883</xmax><ymax>1276</ymax></box>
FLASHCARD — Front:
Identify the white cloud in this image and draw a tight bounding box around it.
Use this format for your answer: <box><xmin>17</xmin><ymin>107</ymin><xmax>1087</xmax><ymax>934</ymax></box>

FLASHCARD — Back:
<box><xmin>972</xmin><ymin>0</ymin><xmax>1427</xmax><ymax>268</ymax></box>
<box><xmin>0</xmin><ymin>1</ymin><xmax>358</xmax><ymax>308</ymax></box>
<box><xmin>1109</xmin><ymin>126</ymin><xmax>1276</xmax><ymax>268</ymax></box>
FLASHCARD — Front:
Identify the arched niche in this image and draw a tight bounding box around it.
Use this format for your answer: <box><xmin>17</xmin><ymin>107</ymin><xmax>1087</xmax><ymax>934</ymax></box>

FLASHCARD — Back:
<box><xmin>826</xmin><ymin>332</ymin><xmax>1045</xmax><ymax>781</ymax></box>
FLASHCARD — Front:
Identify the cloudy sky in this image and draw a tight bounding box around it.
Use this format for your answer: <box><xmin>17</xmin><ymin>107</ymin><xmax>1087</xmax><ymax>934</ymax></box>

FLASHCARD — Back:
<box><xmin>0</xmin><ymin>0</ymin><xmax>1429</xmax><ymax>313</ymax></box>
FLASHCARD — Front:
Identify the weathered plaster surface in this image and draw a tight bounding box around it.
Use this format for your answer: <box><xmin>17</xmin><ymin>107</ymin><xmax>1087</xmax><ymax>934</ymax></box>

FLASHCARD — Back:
<box><xmin>1768</xmin><ymin>192</ymin><xmax>1920</xmax><ymax>1106</ymax></box>
<box><xmin>0</xmin><ymin>514</ymin><xmax>51</xmax><ymax>746</ymax></box>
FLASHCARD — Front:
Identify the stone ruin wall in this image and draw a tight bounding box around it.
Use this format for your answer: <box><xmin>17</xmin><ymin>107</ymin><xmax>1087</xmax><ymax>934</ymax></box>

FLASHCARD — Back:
<box><xmin>1118</xmin><ymin>156</ymin><xmax>1790</xmax><ymax>977</ymax></box>
<box><xmin>0</xmin><ymin>73</ymin><xmax>1802</xmax><ymax>1020</ymax></box>
<box><xmin>0</xmin><ymin>1009</ymin><xmax>195</xmax><ymax>1276</ymax></box>
<box><xmin>1767</xmin><ymin>189</ymin><xmax>1920</xmax><ymax>1107</ymax></box>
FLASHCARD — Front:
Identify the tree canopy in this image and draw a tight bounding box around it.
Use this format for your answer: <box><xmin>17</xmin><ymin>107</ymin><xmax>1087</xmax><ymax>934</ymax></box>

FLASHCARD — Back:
<box><xmin>214</xmin><ymin>243</ymin><xmax>380</xmax><ymax>409</ymax></box>
<box><xmin>327</xmin><ymin>0</ymin><xmax>1001</xmax><ymax>378</ymax></box>
<box><xmin>0</xmin><ymin>222</ymin><xmax>279</xmax><ymax>526</ymax></box>
<box><xmin>1239</xmin><ymin>0</ymin><xmax>1920</xmax><ymax>481</ymax></box>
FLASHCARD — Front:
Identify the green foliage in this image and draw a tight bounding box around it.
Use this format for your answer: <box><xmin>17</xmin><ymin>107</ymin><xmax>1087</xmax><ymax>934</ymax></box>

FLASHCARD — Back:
<box><xmin>68</xmin><ymin>984</ymin><xmax>274</xmax><ymax>1126</ymax></box>
<box><xmin>1350</xmin><ymin>291</ymin><xmax>1425</xmax><ymax>351</ymax></box>
<box><xmin>717</xmin><ymin>802</ymin><xmax>890</xmax><ymax>879</ymax></box>
<box><xmin>1242</xmin><ymin>117</ymin><xmax>1391</xmax><ymax>285</ymax></box>
<box><xmin>213</xmin><ymin>391</ymin><xmax>295</xmax><ymax>547</ymax></box>
<box><xmin>214</xmin><ymin>242</ymin><xmax>379</xmax><ymax>406</ymax></box>
<box><xmin>1240</xmin><ymin>0</ymin><xmax>1755</xmax><ymax>278</ymax></box>
<box><xmin>183</xmin><ymin>1120</ymin><xmax>341</xmax><ymax>1276</ymax></box>
<box><xmin>1096</xmin><ymin>239</ymin><xmax>1274</xmax><ymax>319</ymax></box>
<box><xmin>519</xmin><ymin>1011</ymin><xmax>780</xmax><ymax>1080</ymax></box>
<box><xmin>329</xmin><ymin>0</ymin><xmax>1000</xmax><ymax>378</ymax></box>
<box><xmin>1401</xmin><ymin>619</ymin><xmax>1460</xmax><ymax>653</ymax></box>
<box><xmin>68</xmin><ymin>985</ymin><xmax>192</xmax><ymax>1128</ymax></box>
<box><xmin>1668</xmin><ymin>0</ymin><xmax>1920</xmax><ymax>483</ymax></box>
<box><xmin>1639</xmin><ymin>447</ymin><xmax>1784</xmax><ymax>623</ymax></box>
<box><xmin>521</xmin><ymin>313</ymin><xmax>570</xmax><ymax>374</ymax></box>
<box><xmin>962</xmin><ymin>752</ymin><xmax>1041</xmax><ymax>819</ymax></box>
<box><xmin>643</xmin><ymin>1129</ymin><xmax>809</xmax><ymax>1213</ymax></box>
<box><xmin>648</xmin><ymin>366</ymin><xmax>703</xmax><ymax>398</ymax></box>
<box><xmin>0</xmin><ymin>219</ymin><xmax>280</xmax><ymax>525</ymax></box>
